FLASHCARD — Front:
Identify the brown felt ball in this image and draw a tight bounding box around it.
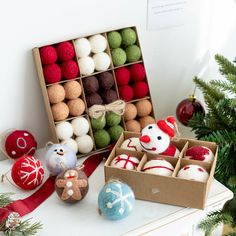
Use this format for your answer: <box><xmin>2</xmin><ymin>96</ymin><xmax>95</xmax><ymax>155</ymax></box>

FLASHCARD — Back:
<box><xmin>125</xmin><ymin>120</ymin><xmax>141</xmax><ymax>133</ymax></box>
<box><xmin>51</xmin><ymin>102</ymin><xmax>69</xmax><ymax>121</ymax></box>
<box><xmin>124</xmin><ymin>103</ymin><xmax>137</xmax><ymax>121</ymax></box>
<box><xmin>136</xmin><ymin>100</ymin><xmax>152</xmax><ymax>117</ymax></box>
<box><xmin>47</xmin><ymin>84</ymin><xmax>65</xmax><ymax>104</ymax></box>
<box><xmin>64</xmin><ymin>81</ymin><xmax>82</xmax><ymax>99</ymax></box>
<box><xmin>102</xmin><ymin>89</ymin><xmax>118</xmax><ymax>104</ymax></box>
<box><xmin>97</xmin><ymin>72</ymin><xmax>114</xmax><ymax>90</ymax></box>
<box><xmin>139</xmin><ymin>116</ymin><xmax>156</xmax><ymax>129</ymax></box>
<box><xmin>83</xmin><ymin>76</ymin><xmax>99</xmax><ymax>95</ymax></box>
<box><xmin>86</xmin><ymin>93</ymin><xmax>103</xmax><ymax>107</ymax></box>
<box><xmin>55</xmin><ymin>168</ymin><xmax>89</xmax><ymax>203</ymax></box>
<box><xmin>67</xmin><ymin>98</ymin><xmax>85</xmax><ymax>116</ymax></box>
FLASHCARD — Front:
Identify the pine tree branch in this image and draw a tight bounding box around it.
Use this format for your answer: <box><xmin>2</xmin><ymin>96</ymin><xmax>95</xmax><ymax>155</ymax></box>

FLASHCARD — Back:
<box><xmin>0</xmin><ymin>193</ymin><xmax>14</xmax><ymax>208</ymax></box>
<box><xmin>215</xmin><ymin>54</ymin><xmax>236</xmax><ymax>76</ymax></box>
<box><xmin>211</xmin><ymin>80</ymin><xmax>236</xmax><ymax>95</ymax></box>
<box><xmin>224</xmin><ymin>231</ymin><xmax>236</xmax><ymax>236</ymax></box>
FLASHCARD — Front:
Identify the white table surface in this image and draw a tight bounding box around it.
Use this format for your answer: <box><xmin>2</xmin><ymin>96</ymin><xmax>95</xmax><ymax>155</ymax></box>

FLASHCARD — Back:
<box><xmin>0</xmin><ymin>149</ymin><xmax>233</xmax><ymax>236</ymax></box>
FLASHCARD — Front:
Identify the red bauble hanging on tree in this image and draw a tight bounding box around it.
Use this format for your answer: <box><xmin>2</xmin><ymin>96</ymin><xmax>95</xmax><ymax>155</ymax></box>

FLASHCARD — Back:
<box><xmin>176</xmin><ymin>95</ymin><xmax>205</xmax><ymax>126</ymax></box>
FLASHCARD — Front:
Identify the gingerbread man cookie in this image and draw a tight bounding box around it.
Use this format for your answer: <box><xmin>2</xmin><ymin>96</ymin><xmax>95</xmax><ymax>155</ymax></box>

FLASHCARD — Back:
<box><xmin>55</xmin><ymin>168</ymin><xmax>89</xmax><ymax>203</ymax></box>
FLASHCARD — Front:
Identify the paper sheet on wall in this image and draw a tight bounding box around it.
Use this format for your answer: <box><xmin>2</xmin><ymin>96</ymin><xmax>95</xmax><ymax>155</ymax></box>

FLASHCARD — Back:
<box><xmin>147</xmin><ymin>0</ymin><xmax>188</xmax><ymax>30</ymax></box>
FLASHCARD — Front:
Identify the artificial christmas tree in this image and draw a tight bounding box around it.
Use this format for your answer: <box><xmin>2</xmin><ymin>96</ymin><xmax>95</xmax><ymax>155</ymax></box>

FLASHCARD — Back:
<box><xmin>188</xmin><ymin>54</ymin><xmax>236</xmax><ymax>235</ymax></box>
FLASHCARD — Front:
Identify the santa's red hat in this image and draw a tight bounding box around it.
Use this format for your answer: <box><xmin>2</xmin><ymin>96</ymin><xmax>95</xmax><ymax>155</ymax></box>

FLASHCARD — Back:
<box><xmin>157</xmin><ymin>116</ymin><xmax>176</xmax><ymax>137</ymax></box>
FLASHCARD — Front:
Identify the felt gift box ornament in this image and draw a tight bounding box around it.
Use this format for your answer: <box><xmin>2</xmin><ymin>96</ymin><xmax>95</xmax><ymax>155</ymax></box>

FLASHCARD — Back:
<box><xmin>139</xmin><ymin>116</ymin><xmax>177</xmax><ymax>154</ymax></box>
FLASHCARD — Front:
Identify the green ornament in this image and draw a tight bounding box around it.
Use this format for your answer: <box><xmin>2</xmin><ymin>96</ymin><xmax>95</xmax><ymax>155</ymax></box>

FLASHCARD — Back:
<box><xmin>107</xmin><ymin>31</ymin><xmax>122</xmax><ymax>49</ymax></box>
<box><xmin>111</xmin><ymin>48</ymin><xmax>126</xmax><ymax>66</ymax></box>
<box><xmin>108</xmin><ymin>125</ymin><xmax>124</xmax><ymax>142</ymax></box>
<box><xmin>125</xmin><ymin>45</ymin><xmax>141</xmax><ymax>63</ymax></box>
<box><xmin>94</xmin><ymin>129</ymin><xmax>110</xmax><ymax>148</ymax></box>
<box><xmin>121</xmin><ymin>28</ymin><xmax>137</xmax><ymax>46</ymax></box>
<box><xmin>91</xmin><ymin>116</ymin><xmax>106</xmax><ymax>130</ymax></box>
<box><xmin>106</xmin><ymin>112</ymin><xmax>121</xmax><ymax>126</ymax></box>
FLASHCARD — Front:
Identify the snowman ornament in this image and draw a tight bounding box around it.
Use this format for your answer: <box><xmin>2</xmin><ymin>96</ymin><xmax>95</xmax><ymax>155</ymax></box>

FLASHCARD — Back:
<box><xmin>139</xmin><ymin>116</ymin><xmax>177</xmax><ymax>154</ymax></box>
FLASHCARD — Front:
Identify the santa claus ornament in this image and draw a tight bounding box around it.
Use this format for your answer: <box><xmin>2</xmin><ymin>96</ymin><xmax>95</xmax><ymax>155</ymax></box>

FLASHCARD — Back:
<box><xmin>11</xmin><ymin>155</ymin><xmax>44</xmax><ymax>190</ymax></box>
<box><xmin>120</xmin><ymin>137</ymin><xmax>142</xmax><ymax>152</ymax></box>
<box><xmin>139</xmin><ymin>116</ymin><xmax>177</xmax><ymax>154</ymax></box>
<box><xmin>110</xmin><ymin>154</ymin><xmax>140</xmax><ymax>170</ymax></box>
<box><xmin>177</xmin><ymin>164</ymin><xmax>209</xmax><ymax>182</ymax></box>
<box><xmin>3</xmin><ymin>130</ymin><xmax>37</xmax><ymax>159</ymax></box>
<box><xmin>142</xmin><ymin>158</ymin><xmax>174</xmax><ymax>176</ymax></box>
<box><xmin>55</xmin><ymin>167</ymin><xmax>89</xmax><ymax>203</ymax></box>
<box><xmin>185</xmin><ymin>146</ymin><xmax>214</xmax><ymax>163</ymax></box>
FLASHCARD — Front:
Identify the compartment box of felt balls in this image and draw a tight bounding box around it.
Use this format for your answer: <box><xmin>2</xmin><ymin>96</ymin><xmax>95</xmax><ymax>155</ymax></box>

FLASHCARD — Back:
<box><xmin>104</xmin><ymin>131</ymin><xmax>218</xmax><ymax>209</ymax></box>
<box><xmin>32</xmin><ymin>26</ymin><xmax>156</xmax><ymax>156</ymax></box>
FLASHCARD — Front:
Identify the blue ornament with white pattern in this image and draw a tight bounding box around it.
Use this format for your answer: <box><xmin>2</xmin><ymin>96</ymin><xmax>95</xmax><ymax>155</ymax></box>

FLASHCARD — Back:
<box><xmin>98</xmin><ymin>180</ymin><xmax>135</xmax><ymax>220</ymax></box>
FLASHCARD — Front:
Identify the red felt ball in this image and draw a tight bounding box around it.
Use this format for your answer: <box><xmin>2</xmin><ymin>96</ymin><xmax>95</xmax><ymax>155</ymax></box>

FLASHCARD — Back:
<box><xmin>43</xmin><ymin>63</ymin><xmax>62</xmax><ymax>84</ymax></box>
<box><xmin>118</xmin><ymin>85</ymin><xmax>134</xmax><ymax>101</ymax></box>
<box><xmin>57</xmin><ymin>42</ymin><xmax>75</xmax><ymax>61</ymax></box>
<box><xmin>129</xmin><ymin>63</ymin><xmax>146</xmax><ymax>81</ymax></box>
<box><xmin>115</xmin><ymin>67</ymin><xmax>130</xmax><ymax>86</ymax></box>
<box><xmin>133</xmin><ymin>81</ymin><xmax>149</xmax><ymax>99</ymax></box>
<box><xmin>11</xmin><ymin>156</ymin><xmax>44</xmax><ymax>190</ymax></box>
<box><xmin>5</xmin><ymin>130</ymin><xmax>37</xmax><ymax>159</ymax></box>
<box><xmin>61</xmin><ymin>60</ymin><xmax>79</xmax><ymax>80</ymax></box>
<box><xmin>40</xmin><ymin>46</ymin><xmax>57</xmax><ymax>65</ymax></box>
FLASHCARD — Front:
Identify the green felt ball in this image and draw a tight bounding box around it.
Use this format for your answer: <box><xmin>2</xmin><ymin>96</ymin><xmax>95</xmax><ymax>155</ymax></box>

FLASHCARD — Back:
<box><xmin>121</xmin><ymin>28</ymin><xmax>137</xmax><ymax>46</ymax></box>
<box><xmin>94</xmin><ymin>130</ymin><xmax>111</xmax><ymax>148</ymax></box>
<box><xmin>106</xmin><ymin>112</ymin><xmax>121</xmax><ymax>126</ymax></box>
<box><xmin>108</xmin><ymin>125</ymin><xmax>124</xmax><ymax>142</ymax></box>
<box><xmin>125</xmin><ymin>45</ymin><xmax>141</xmax><ymax>63</ymax></box>
<box><xmin>111</xmin><ymin>48</ymin><xmax>126</xmax><ymax>67</ymax></box>
<box><xmin>107</xmin><ymin>31</ymin><xmax>122</xmax><ymax>49</ymax></box>
<box><xmin>91</xmin><ymin>116</ymin><xmax>106</xmax><ymax>130</ymax></box>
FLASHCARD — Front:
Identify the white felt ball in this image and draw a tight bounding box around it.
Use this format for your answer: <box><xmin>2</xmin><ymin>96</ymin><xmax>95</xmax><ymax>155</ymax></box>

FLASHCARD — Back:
<box><xmin>120</xmin><ymin>138</ymin><xmax>142</xmax><ymax>152</ymax></box>
<box><xmin>89</xmin><ymin>34</ymin><xmax>107</xmax><ymax>53</ymax></box>
<box><xmin>71</xmin><ymin>117</ymin><xmax>90</xmax><ymax>136</ymax></box>
<box><xmin>74</xmin><ymin>38</ymin><xmax>91</xmax><ymax>58</ymax></box>
<box><xmin>55</xmin><ymin>121</ymin><xmax>73</xmax><ymax>140</ymax></box>
<box><xmin>93</xmin><ymin>52</ymin><xmax>111</xmax><ymax>71</ymax></box>
<box><xmin>76</xmin><ymin>135</ymin><xmax>94</xmax><ymax>153</ymax></box>
<box><xmin>185</xmin><ymin>146</ymin><xmax>214</xmax><ymax>163</ymax></box>
<box><xmin>110</xmin><ymin>154</ymin><xmax>140</xmax><ymax>170</ymax></box>
<box><xmin>177</xmin><ymin>164</ymin><xmax>209</xmax><ymax>182</ymax></box>
<box><xmin>143</xmin><ymin>158</ymin><xmax>174</xmax><ymax>176</ymax></box>
<box><xmin>61</xmin><ymin>138</ymin><xmax>78</xmax><ymax>154</ymax></box>
<box><xmin>78</xmin><ymin>57</ymin><xmax>95</xmax><ymax>76</ymax></box>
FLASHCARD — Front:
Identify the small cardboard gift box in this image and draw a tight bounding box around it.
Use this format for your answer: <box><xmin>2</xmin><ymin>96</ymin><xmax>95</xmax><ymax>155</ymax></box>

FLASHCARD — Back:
<box><xmin>104</xmin><ymin>131</ymin><xmax>218</xmax><ymax>209</ymax></box>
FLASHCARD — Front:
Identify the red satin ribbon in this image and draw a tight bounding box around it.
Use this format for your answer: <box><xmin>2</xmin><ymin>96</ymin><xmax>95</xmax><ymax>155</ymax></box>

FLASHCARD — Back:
<box><xmin>0</xmin><ymin>149</ymin><xmax>111</xmax><ymax>222</ymax></box>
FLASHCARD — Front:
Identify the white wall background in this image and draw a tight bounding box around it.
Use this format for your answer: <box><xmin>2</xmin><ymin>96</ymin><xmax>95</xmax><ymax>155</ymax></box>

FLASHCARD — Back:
<box><xmin>0</xmin><ymin>0</ymin><xmax>235</xmax><ymax>156</ymax></box>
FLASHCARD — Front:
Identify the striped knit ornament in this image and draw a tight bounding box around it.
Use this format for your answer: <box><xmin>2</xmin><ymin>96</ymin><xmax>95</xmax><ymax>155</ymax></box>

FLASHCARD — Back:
<box><xmin>110</xmin><ymin>154</ymin><xmax>139</xmax><ymax>170</ymax></box>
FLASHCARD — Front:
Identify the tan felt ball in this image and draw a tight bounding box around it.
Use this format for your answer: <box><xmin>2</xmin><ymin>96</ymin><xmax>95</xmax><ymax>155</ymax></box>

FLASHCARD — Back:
<box><xmin>51</xmin><ymin>102</ymin><xmax>69</xmax><ymax>121</ymax></box>
<box><xmin>124</xmin><ymin>103</ymin><xmax>137</xmax><ymax>121</ymax></box>
<box><xmin>136</xmin><ymin>100</ymin><xmax>152</xmax><ymax>117</ymax></box>
<box><xmin>125</xmin><ymin>120</ymin><xmax>141</xmax><ymax>133</ymax></box>
<box><xmin>64</xmin><ymin>81</ymin><xmax>82</xmax><ymax>100</ymax></box>
<box><xmin>67</xmin><ymin>98</ymin><xmax>85</xmax><ymax>116</ymax></box>
<box><xmin>139</xmin><ymin>116</ymin><xmax>156</xmax><ymax>129</ymax></box>
<box><xmin>47</xmin><ymin>84</ymin><xmax>65</xmax><ymax>104</ymax></box>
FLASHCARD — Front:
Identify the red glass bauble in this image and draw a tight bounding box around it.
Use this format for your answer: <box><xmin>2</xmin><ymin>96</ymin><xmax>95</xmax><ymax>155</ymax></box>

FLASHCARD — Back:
<box><xmin>176</xmin><ymin>96</ymin><xmax>205</xmax><ymax>126</ymax></box>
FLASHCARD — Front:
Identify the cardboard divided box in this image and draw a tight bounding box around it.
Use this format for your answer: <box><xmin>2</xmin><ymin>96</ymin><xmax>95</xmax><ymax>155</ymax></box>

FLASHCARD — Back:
<box><xmin>104</xmin><ymin>132</ymin><xmax>218</xmax><ymax>209</ymax></box>
<box><xmin>32</xmin><ymin>26</ymin><xmax>156</xmax><ymax>158</ymax></box>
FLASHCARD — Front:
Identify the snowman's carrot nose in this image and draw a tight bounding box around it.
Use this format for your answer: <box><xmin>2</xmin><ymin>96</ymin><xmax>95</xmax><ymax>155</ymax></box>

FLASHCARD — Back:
<box><xmin>140</xmin><ymin>135</ymin><xmax>151</xmax><ymax>143</ymax></box>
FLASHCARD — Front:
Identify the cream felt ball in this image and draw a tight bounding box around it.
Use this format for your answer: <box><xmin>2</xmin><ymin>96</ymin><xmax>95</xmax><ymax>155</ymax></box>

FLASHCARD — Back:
<box><xmin>61</xmin><ymin>138</ymin><xmax>78</xmax><ymax>154</ymax></box>
<box><xmin>47</xmin><ymin>84</ymin><xmax>65</xmax><ymax>104</ymax></box>
<box><xmin>75</xmin><ymin>135</ymin><xmax>94</xmax><ymax>153</ymax></box>
<box><xmin>74</xmin><ymin>38</ymin><xmax>91</xmax><ymax>58</ymax></box>
<box><xmin>111</xmin><ymin>154</ymin><xmax>140</xmax><ymax>170</ymax></box>
<box><xmin>78</xmin><ymin>57</ymin><xmax>95</xmax><ymax>76</ymax></box>
<box><xmin>185</xmin><ymin>146</ymin><xmax>214</xmax><ymax>163</ymax></box>
<box><xmin>89</xmin><ymin>34</ymin><xmax>107</xmax><ymax>53</ymax></box>
<box><xmin>64</xmin><ymin>80</ymin><xmax>82</xmax><ymax>99</ymax></box>
<box><xmin>51</xmin><ymin>102</ymin><xmax>69</xmax><ymax>121</ymax></box>
<box><xmin>71</xmin><ymin>117</ymin><xmax>90</xmax><ymax>136</ymax></box>
<box><xmin>67</xmin><ymin>98</ymin><xmax>85</xmax><ymax>116</ymax></box>
<box><xmin>136</xmin><ymin>100</ymin><xmax>152</xmax><ymax>117</ymax></box>
<box><xmin>143</xmin><ymin>158</ymin><xmax>174</xmax><ymax>176</ymax></box>
<box><xmin>121</xmin><ymin>137</ymin><xmax>142</xmax><ymax>152</ymax></box>
<box><xmin>125</xmin><ymin>120</ymin><xmax>141</xmax><ymax>133</ymax></box>
<box><xmin>177</xmin><ymin>164</ymin><xmax>209</xmax><ymax>182</ymax></box>
<box><xmin>56</xmin><ymin>121</ymin><xmax>73</xmax><ymax>140</ymax></box>
<box><xmin>93</xmin><ymin>52</ymin><xmax>111</xmax><ymax>71</ymax></box>
<box><xmin>124</xmin><ymin>103</ymin><xmax>137</xmax><ymax>121</ymax></box>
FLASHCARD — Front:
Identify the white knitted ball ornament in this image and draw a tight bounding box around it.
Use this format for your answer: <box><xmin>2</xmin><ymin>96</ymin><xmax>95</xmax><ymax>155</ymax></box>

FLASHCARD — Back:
<box><xmin>55</xmin><ymin>121</ymin><xmax>73</xmax><ymax>140</ymax></box>
<box><xmin>61</xmin><ymin>138</ymin><xmax>78</xmax><ymax>153</ymax></box>
<box><xmin>120</xmin><ymin>138</ymin><xmax>142</xmax><ymax>152</ymax></box>
<box><xmin>110</xmin><ymin>154</ymin><xmax>140</xmax><ymax>170</ymax></box>
<box><xmin>89</xmin><ymin>34</ymin><xmax>107</xmax><ymax>53</ymax></box>
<box><xmin>93</xmin><ymin>52</ymin><xmax>111</xmax><ymax>71</ymax></box>
<box><xmin>74</xmin><ymin>38</ymin><xmax>91</xmax><ymax>58</ymax></box>
<box><xmin>76</xmin><ymin>135</ymin><xmax>94</xmax><ymax>153</ymax></box>
<box><xmin>78</xmin><ymin>57</ymin><xmax>95</xmax><ymax>76</ymax></box>
<box><xmin>71</xmin><ymin>117</ymin><xmax>90</xmax><ymax>136</ymax></box>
